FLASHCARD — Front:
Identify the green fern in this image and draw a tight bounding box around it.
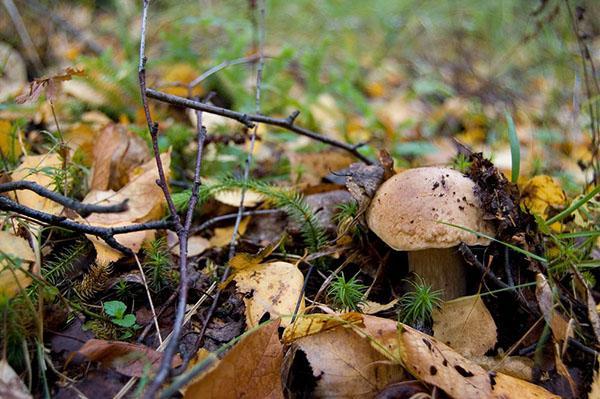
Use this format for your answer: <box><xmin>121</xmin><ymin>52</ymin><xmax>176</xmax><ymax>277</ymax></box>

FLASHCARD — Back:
<box><xmin>178</xmin><ymin>177</ymin><xmax>328</xmax><ymax>251</ymax></box>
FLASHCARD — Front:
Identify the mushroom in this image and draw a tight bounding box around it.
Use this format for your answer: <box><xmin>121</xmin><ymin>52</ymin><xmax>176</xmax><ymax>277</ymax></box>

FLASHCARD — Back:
<box><xmin>366</xmin><ymin>167</ymin><xmax>494</xmax><ymax>299</ymax></box>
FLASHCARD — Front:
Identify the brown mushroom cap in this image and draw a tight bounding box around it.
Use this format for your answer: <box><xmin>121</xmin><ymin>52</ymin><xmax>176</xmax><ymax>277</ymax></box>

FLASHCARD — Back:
<box><xmin>366</xmin><ymin>167</ymin><xmax>494</xmax><ymax>251</ymax></box>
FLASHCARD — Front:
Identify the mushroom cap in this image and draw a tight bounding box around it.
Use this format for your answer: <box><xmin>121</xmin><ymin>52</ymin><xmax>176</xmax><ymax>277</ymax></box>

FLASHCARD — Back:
<box><xmin>366</xmin><ymin>167</ymin><xmax>494</xmax><ymax>251</ymax></box>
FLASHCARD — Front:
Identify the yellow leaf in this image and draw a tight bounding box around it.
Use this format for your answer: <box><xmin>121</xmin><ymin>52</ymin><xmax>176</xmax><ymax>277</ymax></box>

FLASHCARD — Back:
<box><xmin>282</xmin><ymin>313</ymin><xmax>363</xmax><ymax>344</ymax></box>
<box><xmin>0</xmin><ymin>120</ymin><xmax>22</xmax><ymax>160</ymax></box>
<box><xmin>0</xmin><ymin>231</ymin><xmax>35</xmax><ymax>299</ymax></box>
<box><xmin>208</xmin><ymin>217</ymin><xmax>250</xmax><ymax>248</ymax></box>
<box><xmin>11</xmin><ymin>153</ymin><xmax>64</xmax><ymax>216</ymax></box>
<box><xmin>233</xmin><ymin>261</ymin><xmax>304</xmax><ymax>328</ymax></box>
<box><xmin>521</xmin><ymin>175</ymin><xmax>567</xmax><ymax>219</ymax></box>
<box><xmin>162</xmin><ymin>64</ymin><xmax>203</xmax><ymax>97</ymax></box>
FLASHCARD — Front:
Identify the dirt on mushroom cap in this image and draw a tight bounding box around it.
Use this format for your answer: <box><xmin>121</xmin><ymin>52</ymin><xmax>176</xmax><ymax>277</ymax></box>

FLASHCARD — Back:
<box><xmin>366</xmin><ymin>166</ymin><xmax>495</xmax><ymax>251</ymax></box>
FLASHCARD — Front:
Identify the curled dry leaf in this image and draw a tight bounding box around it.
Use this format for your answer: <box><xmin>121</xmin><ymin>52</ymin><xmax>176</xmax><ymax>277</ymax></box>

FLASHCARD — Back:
<box><xmin>16</xmin><ymin>66</ymin><xmax>85</xmax><ymax>104</ymax></box>
<box><xmin>432</xmin><ymin>295</ymin><xmax>497</xmax><ymax>357</ymax></box>
<box><xmin>0</xmin><ymin>360</ymin><xmax>32</xmax><ymax>399</ymax></box>
<box><xmin>83</xmin><ymin>152</ymin><xmax>171</xmax><ymax>264</ymax></box>
<box><xmin>0</xmin><ymin>231</ymin><xmax>36</xmax><ymax>298</ymax></box>
<box><xmin>10</xmin><ymin>153</ymin><xmax>64</xmax><ymax>216</ymax></box>
<box><xmin>233</xmin><ymin>261</ymin><xmax>304</xmax><ymax>328</ymax></box>
<box><xmin>76</xmin><ymin>339</ymin><xmax>181</xmax><ymax>378</ymax></box>
<box><xmin>90</xmin><ymin>124</ymin><xmax>151</xmax><ymax>191</ymax></box>
<box><xmin>355</xmin><ymin>315</ymin><xmax>558</xmax><ymax>399</ymax></box>
<box><xmin>184</xmin><ymin>320</ymin><xmax>283</xmax><ymax>399</ymax></box>
<box><xmin>283</xmin><ymin>326</ymin><xmax>405</xmax><ymax>398</ymax></box>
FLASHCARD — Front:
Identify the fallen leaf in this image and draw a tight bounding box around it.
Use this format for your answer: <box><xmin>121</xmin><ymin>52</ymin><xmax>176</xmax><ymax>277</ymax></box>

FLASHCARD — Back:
<box><xmin>521</xmin><ymin>176</ymin><xmax>567</xmax><ymax>219</ymax></box>
<box><xmin>355</xmin><ymin>315</ymin><xmax>558</xmax><ymax>399</ymax></box>
<box><xmin>432</xmin><ymin>295</ymin><xmax>497</xmax><ymax>357</ymax></box>
<box><xmin>161</xmin><ymin>63</ymin><xmax>204</xmax><ymax>97</ymax></box>
<box><xmin>10</xmin><ymin>153</ymin><xmax>64</xmax><ymax>215</ymax></box>
<box><xmin>0</xmin><ymin>231</ymin><xmax>36</xmax><ymax>298</ymax></box>
<box><xmin>0</xmin><ymin>120</ymin><xmax>22</xmax><ymax>160</ymax></box>
<box><xmin>590</xmin><ymin>356</ymin><xmax>600</xmax><ymax>399</ymax></box>
<box><xmin>0</xmin><ymin>360</ymin><xmax>32</xmax><ymax>399</ymax></box>
<box><xmin>83</xmin><ymin>152</ymin><xmax>171</xmax><ymax>264</ymax></box>
<box><xmin>283</xmin><ymin>326</ymin><xmax>405</xmax><ymax>398</ymax></box>
<box><xmin>76</xmin><ymin>339</ymin><xmax>181</xmax><ymax>378</ymax></box>
<box><xmin>168</xmin><ymin>232</ymin><xmax>210</xmax><ymax>257</ymax></box>
<box><xmin>535</xmin><ymin>274</ymin><xmax>570</xmax><ymax>343</ymax></box>
<box><xmin>470</xmin><ymin>355</ymin><xmax>533</xmax><ymax>381</ymax></box>
<box><xmin>233</xmin><ymin>261</ymin><xmax>304</xmax><ymax>328</ymax></box>
<box><xmin>282</xmin><ymin>313</ymin><xmax>363</xmax><ymax>344</ymax></box>
<box><xmin>212</xmin><ymin>188</ymin><xmax>264</xmax><ymax>208</ymax></box>
<box><xmin>184</xmin><ymin>320</ymin><xmax>283</xmax><ymax>399</ymax></box>
<box><xmin>208</xmin><ymin>217</ymin><xmax>250</xmax><ymax>247</ymax></box>
<box><xmin>359</xmin><ymin>299</ymin><xmax>399</xmax><ymax>315</ymax></box>
<box><xmin>90</xmin><ymin>124</ymin><xmax>151</xmax><ymax>191</ymax></box>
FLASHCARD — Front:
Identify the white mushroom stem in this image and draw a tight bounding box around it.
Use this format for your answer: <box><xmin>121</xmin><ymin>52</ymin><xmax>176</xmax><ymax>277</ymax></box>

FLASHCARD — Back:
<box><xmin>407</xmin><ymin>247</ymin><xmax>466</xmax><ymax>300</ymax></box>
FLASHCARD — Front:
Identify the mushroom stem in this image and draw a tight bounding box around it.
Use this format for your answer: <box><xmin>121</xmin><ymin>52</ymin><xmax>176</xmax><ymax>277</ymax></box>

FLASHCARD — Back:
<box><xmin>407</xmin><ymin>247</ymin><xmax>466</xmax><ymax>300</ymax></box>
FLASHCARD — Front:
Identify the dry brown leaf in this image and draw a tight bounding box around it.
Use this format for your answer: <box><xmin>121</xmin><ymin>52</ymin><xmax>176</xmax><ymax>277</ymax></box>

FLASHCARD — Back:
<box><xmin>83</xmin><ymin>152</ymin><xmax>170</xmax><ymax>264</ymax></box>
<box><xmin>76</xmin><ymin>339</ymin><xmax>181</xmax><ymax>378</ymax></box>
<box><xmin>184</xmin><ymin>320</ymin><xmax>283</xmax><ymax>399</ymax></box>
<box><xmin>432</xmin><ymin>295</ymin><xmax>497</xmax><ymax>357</ymax></box>
<box><xmin>0</xmin><ymin>359</ymin><xmax>32</xmax><ymax>399</ymax></box>
<box><xmin>233</xmin><ymin>261</ymin><xmax>304</xmax><ymax>328</ymax></box>
<box><xmin>284</xmin><ymin>326</ymin><xmax>405</xmax><ymax>398</ymax></box>
<box><xmin>90</xmin><ymin>124</ymin><xmax>151</xmax><ymax>191</ymax></box>
<box><xmin>11</xmin><ymin>153</ymin><xmax>64</xmax><ymax>215</ymax></box>
<box><xmin>359</xmin><ymin>299</ymin><xmax>399</xmax><ymax>315</ymax></box>
<box><xmin>470</xmin><ymin>355</ymin><xmax>533</xmax><ymax>381</ymax></box>
<box><xmin>16</xmin><ymin>66</ymin><xmax>85</xmax><ymax>104</ymax></box>
<box><xmin>0</xmin><ymin>231</ymin><xmax>36</xmax><ymax>299</ymax></box>
<box><xmin>282</xmin><ymin>313</ymin><xmax>363</xmax><ymax>344</ymax></box>
<box><xmin>355</xmin><ymin>315</ymin><xmax>558</xmax><ymax>399</ymax></box>
<box><xmin>535</xmin><ymin>274</ymin><xmax>570</xmax><ymax>343</ymax></box>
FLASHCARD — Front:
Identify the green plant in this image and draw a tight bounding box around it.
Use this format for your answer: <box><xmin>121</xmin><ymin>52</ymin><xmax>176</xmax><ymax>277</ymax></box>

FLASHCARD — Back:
<box><xmin>327</xmin><ymin>273</ymin><xmax>367</xmax><ymax>311</ymax></box>
<box><xmin>451</xmin><ymin>153</ymin><xmax>472</xmax><ymax>174</ymax></box>
<box><xmin>143</xmin><ymin>238</ymin><xmax>175</xmax><ymax>293</ymax></box>
<box><xmin>103</xmin><ymin>300</ymin><xmax>139</xmax><ymax>339</ymax></box>
<box><xmin>398</xmin><ymin>277</ymin><xmax>443</xmax><ymax>327</ymax></box>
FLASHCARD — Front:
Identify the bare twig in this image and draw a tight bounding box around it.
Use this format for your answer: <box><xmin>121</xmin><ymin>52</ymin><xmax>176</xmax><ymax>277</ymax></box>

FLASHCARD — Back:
<box><xmin>195</xmin><ymin>0</ymin><xmax>267</xmax><ymax>349</ymax></box>
<box><xmin>190</xmin><ymin>209</ymin><xmax>282</xmax><ymax>235</ymax></box>
<box><xmin>145</xmin><ymin>88</ymin><xmax>373</xmax><ymax>165</ymax></box>
<box><xmin>0</xmin><ymin>195</ymin><xmax>171</xmax><ymax>254</ymax></box>
<box><xmin>134</xmin><ymin>253</ymin><xmax>163</xmax><ymax>345</ymax></box>
<box><xmin>0</xmin><ymin>181</ymin><xmax>128</xmax><ymax>217</ymax></box>
<box><xmin>2</xmin><ymin>0</ymin><xmax>43</xmax><ymax>73</ymax></box>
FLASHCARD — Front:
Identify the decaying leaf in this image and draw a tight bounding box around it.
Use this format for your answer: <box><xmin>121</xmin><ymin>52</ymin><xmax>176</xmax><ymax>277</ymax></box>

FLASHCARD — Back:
<box><xmin>0</xmin><ymin>231</ymin><xmax>36</xmax><ymax>298</ymax></box>
<box><xmin>233</xmin><ymin>261</ymin><xmax>304</xmax><ymax>328</ymax></box>
<box><xmin>283</xmin><ymin>326</ymin><xmax>405</xmax><ymax>398</ymax></box>
<box><xmin>470</xmin><ymin>355</ymin><xmax>533</xmax><ymax>381</ymax></box>
<box><xmin>432</xmin><ymin>295</ymin><xmax>497</xmax><ymax>357</ymax></box>
<box><xmin>0</xmin><ymin>360</ymin><xmax>32</xmax><ymax>399</ymax></box>
<box><xmin>184</xmin><ymin>320</ymin><xmax>283</xmax><ymax>399</ymax></box>
<box><xmin>76</xmin><ymin>339</ymin><xmax>181</xmax><ymax>378</ymax></box>
<box><xmin>10</xmin><ymin>153</ymin><xmax>64</xmax><ymax>216</ymax></box>
<box><xmin>16</xmin><ymin>66</ymin><xmax>85</xmax><ymax>104</ymax></box>
<box><xmin>83</xmin><ymin>152</ymin><xmax>171</xmax><ymax>264</ymax></box>
<box><xmin>355</xmin><ymin>315</ymin><xmax>558</xmax><ymax>399</ymax></box>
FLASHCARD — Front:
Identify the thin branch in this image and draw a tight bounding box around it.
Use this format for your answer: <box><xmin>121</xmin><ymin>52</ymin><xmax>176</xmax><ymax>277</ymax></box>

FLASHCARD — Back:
<box><xmin>190</xmin><ymin>209</ymin><xmax>282</xmax><ymax>235</ymax></box>
<box><xmin>0</xmin><ymin>181</ymin><xmax>128</xmax><ymax>217</ymax></box>
<box><xmin>2</xmin><ymin>0</ymin><xmax>43</xmax><ymax>73</ymax></box>
<box><xmin>0</xmin><ymin>195</ymin><xmax>171</xmax><ymax>254</ymax></box>
<box><xmin>195</xmin><ymin>0</ymin><xmax>267</xmax><ymax>350</ymax></box>
<box><xmin>145</xmin><ymin>88</ymin><xmax>374</xmax><ymax>165</ymax></box>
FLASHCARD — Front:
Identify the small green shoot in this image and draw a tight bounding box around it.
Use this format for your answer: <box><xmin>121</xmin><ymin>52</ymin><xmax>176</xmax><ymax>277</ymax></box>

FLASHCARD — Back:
<box><xmin>103</xmin><ymin>300</ymin><xmax>139</xmax><ymax>339</ymax></box>
<box><xmin>328</xmin><ymin>273</ymin><xmax>367</xmax><ymax>311</ymax></box>
<box><xmin>451</xmin><ymin>153</ymin><xmax>472</xmax><ymax>174</ymax></box>
<box><xmin>398</xmin><ymin>277</ymin><xmax>443</xmax><ymax>327</ymax></box>
<box><xmin>505</xmin><ymin>111</ymin><xmax>520</xmax><ymax>183</ymax></box>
